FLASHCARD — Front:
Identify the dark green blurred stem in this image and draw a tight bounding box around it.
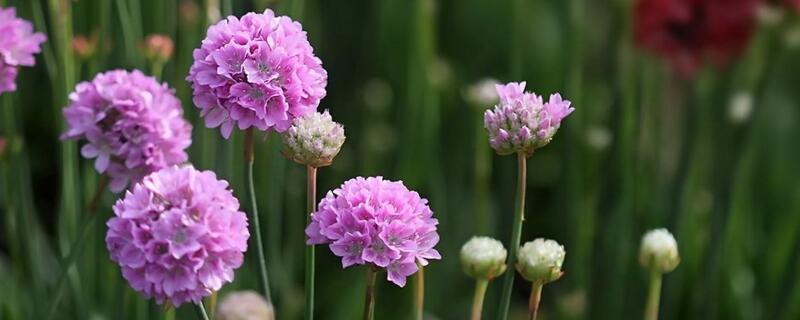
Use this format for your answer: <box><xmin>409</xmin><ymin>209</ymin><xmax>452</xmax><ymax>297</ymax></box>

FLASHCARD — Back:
<box><xmin>510</xmin><ymin>0</ymin><xmax>523</xmax><ymax>78</ymax></box>
<box><xmin>363</xmin><ymin>266</ymin><xmax>378</xmax><ymax>320</ymax></box>
<box><xmin>498</xmin><ymin>152</ymin><xmax>528</xmax><ymax>320</ymax></box>
<box><xmin>645</xmin><ymin>270</ymin><xmax>662</xmax><ymax>320</ymax></box>
<box><xmin>115</xmin><ymin>0</ymin><xmax>138</xmax><ymax>67</ymax></box>
<box><xmin>221</xmin><ymin>0</ymin><xmax>233</xmax><ymax>16</ymax></box>
<box><xmin>470</xmin><ymin>279</ymin><xmax>489</xmax><ymax>320</ymax></box>
<box><xmin>414</xmin><ymin>264</ymin><xmax>424</xmax><ymax>320</ymax></box>
<box><xmin>195</xmin><ymin>301</ymin><xmax>211</xmax><ymax>320</ymax></box>
<box><xmin>527</xmin><ymin>281</ymin><xmax>542</xmax><ymax>320</ymax></box>
<box><xmin>164</xmin><ymin>307</ymin><xmax>175</xmax><ymax>320</ymax></box>
<box><xmin>305</xmin><ymin>165</ymin><xmax>317</xmax><ymax>320</ymax></box>
<box><xmin>473</xmin><ymin>110</ymin><xmax>491</xmax><ymax>234</ymax></box>
<box><xmin>208</xmin><ymin>291</ymin><xmax>218</xmax><ymax>318</ymax></box>
<box><xmin>245</xmin><ymin>129</ymin><xmax>273</xmax><ymax>303</ymax></box>
<box><xmin>291</xmin><ymin>0</ymin><xmax>305</xmax><ymax>19</ymax></box>
<box><xmin>151</xmin><ymin>61</ymin><xmax>165</xmax><ymax>81</ymax></box>
<box><xmin>45</xmin><ymin>214</ymin><xmax>97</xmax><ymax>320</ymax></box>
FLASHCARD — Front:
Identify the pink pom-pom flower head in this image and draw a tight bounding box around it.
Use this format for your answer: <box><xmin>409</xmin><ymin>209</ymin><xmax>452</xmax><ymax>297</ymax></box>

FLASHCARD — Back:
<box><xmin>0</xmin><ymin>6</ymin><xmax>46</xmax><ymax>94</ymax></box>
<box><xmin>484</xmin><ymin>82</ymin><xmax>574</xmax><ymax>156</ymax></box>
<box><xmin>61</xmin><ymin>70</ymin><xmax>192</xmax><ymax>192</ymax></box>
<box><xmin>306</xmin><ymin>177</ymin><xmax>441</xmax><ymax>287</ymax></box>
<box><xmin>106</xmin><ymin>165</ymin><xmax>250</xmax><ymax>306</ymax></box>
<box><xmin>187</xmin><ymin>9</ymin><xmax>327</xmax><ymax>139</ymax></box>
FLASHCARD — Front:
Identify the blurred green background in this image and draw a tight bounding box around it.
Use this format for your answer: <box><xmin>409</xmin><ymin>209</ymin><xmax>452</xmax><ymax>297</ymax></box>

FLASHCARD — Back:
<box><xmin>2</xmin><ymin>0</ymin><xmax>800</xmax><ymax>319</ymax></box>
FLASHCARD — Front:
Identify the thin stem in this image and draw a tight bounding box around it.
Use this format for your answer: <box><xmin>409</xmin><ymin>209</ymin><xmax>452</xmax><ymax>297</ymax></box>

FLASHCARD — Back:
<box><xmin>498</xmin><ymin>152</ymin><xmax>528</xmax><ymax>320</ymax></box>
<box><xmin>45</xmin><ymin>214</ymin><xmax>98</xmax><ymax>320</ymax></box>
<box><xmin>88</xmin><ymin>176</ymin><xmax>109</xmax><ymax>214</ymax></box>
<box><xmin>471</xmin><ymin>279</ymin><xmax>489</xmax><ymax>320</ymax></box>
<box><xmin>208</xmin><ymin>291</ymin><xmax>218</xmax><ymax>318</ymax></box>
<box><xmin>245</xmin><ymin>128</ymin><xmax>272</xmax><ymax>302</ymax></box>
<box><xmin>644</xmin><ymin>270</ymin><xmax>663</xmax><ymax>320</ymax></box>
<box><xmin>305</xmin><ymin>165</ymin><xmax>317</xmax><ymax>320</ymax></box>
<box><xmin>195</xmin><ymin>301</ymin><xmax>211</xmax><ymax>320</ymax></box>
<box><xmin>414</xmin><ymin>264</ymin><xmax>425</xmax><ymax>320</ymax></box>
<box><xmin>528</xmin><ymin>281</ymin><xmax>543</xmax><ymax>320</ymax></box>
<box><xmin>363</xmin><ymin>267</ymin><xmax>378</xmax><ymax>320</ymax></box>
<box><xmin>164</xmin><ymin>307</ymin><xmax>175</xmax><ymax>320</ymax></box>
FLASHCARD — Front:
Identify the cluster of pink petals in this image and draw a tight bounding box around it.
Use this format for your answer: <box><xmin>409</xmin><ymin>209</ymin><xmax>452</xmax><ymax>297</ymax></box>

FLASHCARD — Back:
<box><xmin>306</xmin><ymin>177</ymin><xmax>441</xmax><ymax>287</ymax></box>
<box><xmin>484</xmin><ymin>82</ymin><xmax>574</xmax><ymax>156</ymax></box>
<box><xmin>61</xmin><ymin>70</ymin><xmax>192</xmax><ymax>192</ymax></box>
<box><xmin>187</xmin><ymin>9</ymin><xmax>327</xmax><ymax>139</ymax></box>
<box><xmin>106</xmin><ymin>165</ymin><xmax>249</xmax><ymax>306</ymax></box>
<box><xmin>0</xmin><ymin>6</ymin><xmax>46</xmax><ymax>94</ymax></box>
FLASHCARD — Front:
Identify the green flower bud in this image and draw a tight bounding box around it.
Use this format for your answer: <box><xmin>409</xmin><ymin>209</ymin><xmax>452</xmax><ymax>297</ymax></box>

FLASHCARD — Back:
<box><xmin>516</xmin><ymin>238</ymin><xmax>565</xmax><ymax>284</ymax></box>
<box><xmin>460</xmin><ymin>236</ymin><xmax>508</xmax><ymax>280</ymax></box>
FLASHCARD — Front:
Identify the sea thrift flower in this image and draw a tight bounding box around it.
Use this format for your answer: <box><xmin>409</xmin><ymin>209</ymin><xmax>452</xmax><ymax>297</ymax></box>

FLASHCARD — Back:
<box><xmin>634</xmin><ymin>0</ymin><xmax>758</xmax><ymax>76</ymax></box>
<box><xmin>106</xmin><ymin>165</ymin><xmax>249</xmax><ymax>306</ymax></box>
<box><xmin>142</xmin><ymin>34</ymin><xmax>174</xmax><ymax>63</ymax></box>
<box><xmin>639</xmin><ymin>228</ymin><xmax>680</xmax><ymax>273</ymax></box>
<box><xmin>0</xmin><ymin>6</ymin><xmax>46</xmax><ymax>94</ymax></box>
<box><xmin>484</xmin><ymin>82</ymin><xmax>574</xmax><ymax>156</ymax></box>
<box><xmin>305</xmin><ymin>176</ymin><xmax>440</xmax><ymax>287</ymax></box>
<box><xmin>73</xmin><ymin>34</ymin><xmax>98</xmax><ymax>61</ymax></box>
<box><xmin>216</xmin><ymin>291</ymin><xmax>274</xmax><ymax>320</ymax></box>
<box><xmin>61</xmin><ymin>70</ymin><xmax>192</xmax><ymax>192</ymax></box>
<box><xmin>461</xmin><ymin>236</ymin><xmax>507</xmax><ymax>280</ymax></box>
<box><xmin>516</xmin><ymin>238</ymin><xmax>565</xmax><ymax>284</ymax></box>
<box><xmin>187</xmin><ymin>9</ymin><xmax>327</xmax><ymax>139</ymax></box>
<box><xmin>281</xmin><ymin>110</ymin><xmax>345</xmax><ymax>167</ymax></box>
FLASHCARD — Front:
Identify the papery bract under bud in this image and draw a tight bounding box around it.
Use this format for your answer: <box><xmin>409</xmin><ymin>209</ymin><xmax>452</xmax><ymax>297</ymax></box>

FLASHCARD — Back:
<box><xmin>187</xmin><ymin>9</ymin><xmax>327</xmax><ymax>139</ymax></box>
<box><xmin>0</xmin><ymin>6</ymin><xmax>46</xmax><ymax>94</ymax></box>
<box><xmin>305</xmin><ymin>176</ymin><xmax>441</xmax><ymax>287</ymax></box>
<box><xmin>461</xmin><ymin>236</ymin><xmax>507</xmax><ymax>280</ymax></box>
<box><xmin>639</xmin><ymin>228</ymin><xmax>680</xmax><ymax>273</ymax></box>
<box><xmin>216</xmin><ymin>291</ymin><xmax>274</xmax><ymax>320</ymax></box>
<box><xmin>281</xmin><ymin>110</ymin><xmax>345</xmax><ymax>167</ymax></box>
<box><xmin>484</xmin><ymin>82</ymin><xmax>574</xmax><ymax>156</ymax></box>
<box><xmin>61</xmin><ymin>69</ymin><xmax>192</xmax><ymax>192</ymax></box>
<box><xmin>516</xmin><ymin>238</ymin><xmax>565</xmax><ymax>284</ymax></box>
<box><xmin>106</xmin><ymin>165</ymin><xmax>249</xmax><ymax>306</ymax></box>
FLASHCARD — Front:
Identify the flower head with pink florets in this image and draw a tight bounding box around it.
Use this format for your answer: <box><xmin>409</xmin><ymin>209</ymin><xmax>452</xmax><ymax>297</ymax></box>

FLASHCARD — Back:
<box><xmin>106</xmin><ymin>165</ymin><xmax>250</xmax><ymax>306</ymax></box>
<box><xmin>306</xmin><ymin>176</ymin><xmax>441</xmax><ymax>287</ymax></box>
<box><xmin>187</xmin><ymin>9</ymin><xmax>327</xmax><ymax>139</ymax></box>
<box><xmin>484</xmin><ymin>82</ymin><xmax>574</xmax><ymax>156</ymax></box>
<box><xmin>61</xmin><ymin>70</ymin><xmax>192</xmax><ymax>192</ymax></box>
<box><xmin>0</xmin><ymin>6</ymin><xmax>46</xmax><ymax>95</ymax></box>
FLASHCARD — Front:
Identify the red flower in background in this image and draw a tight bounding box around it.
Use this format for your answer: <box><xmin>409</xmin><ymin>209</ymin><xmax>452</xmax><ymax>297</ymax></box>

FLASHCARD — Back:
<box><xmin>634</xmin><ymin>0</ymin><xmax>759</xmax><ymax>77</ymax></box>
<box><xmin>789</xmin><ymin>0</ymin><xmax>800</xmax><ymax>11</ymax></box>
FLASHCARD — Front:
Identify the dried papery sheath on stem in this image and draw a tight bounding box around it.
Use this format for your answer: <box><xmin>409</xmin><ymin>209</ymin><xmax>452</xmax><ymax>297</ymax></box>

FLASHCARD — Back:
<box><xmin>639</xmin><ymin>228</ymin><xmax>680</xmax><ymax>273</ymax></box>
<box><xmin>516</xmin><ymin>238</ymin><xmax>566</xmax><ymax>284</ymax></box>
<box><xmin>281</xmin><ymin>110</ymin><xmax>345</xmax><ymax>168</ymax></box>
<box><xmin>461</xmin><ymin>236</ymin><xmax>507</xmax><ymax>280</ymax></box>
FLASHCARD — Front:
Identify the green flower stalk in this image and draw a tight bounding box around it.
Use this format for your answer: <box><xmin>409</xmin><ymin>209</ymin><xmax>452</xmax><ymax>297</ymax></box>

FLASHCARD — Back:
<box><xmin>282</xmin><ymin>110</ymin><xmax>345</xmax><ymax>320</ymax></box>
<box><xmin>516</xmin><ymin>239</ymin><xmax>566</xmax><ymax>320</ymax></box>
<box><xmin>461</xmin><ymin>236</ymin><xmax>508</xmax><ymax>320</ymax></box>
<box><xmin>639</xmin><ymin>228</ymin><xmax>680</xmax><ymax>320</ymax></box>
<box><xmin>485</xmin><ymin>82</ymin><xmax>573</xmax><ymax>319</ymax></box>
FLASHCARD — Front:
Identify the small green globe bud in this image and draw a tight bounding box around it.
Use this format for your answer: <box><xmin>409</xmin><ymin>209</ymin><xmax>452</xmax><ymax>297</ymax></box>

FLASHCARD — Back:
<box><xmin>516</xmin><ymin>238</ymin><xmax>565</xmax><ymax>284</ymax></box>
<box><xmin>639</xmin><ymin>228</ymin><xmax>680</xmax><ymax>273</ymax></box>
<box><xmin>460</xmin><ymin>236</ymin><xmax>507</xmax><ymax>280</ymax></box>
<box><xmin>281</xmin><ymin>110</ymin><xmax>345</xmax><ymax>168</ymax></box>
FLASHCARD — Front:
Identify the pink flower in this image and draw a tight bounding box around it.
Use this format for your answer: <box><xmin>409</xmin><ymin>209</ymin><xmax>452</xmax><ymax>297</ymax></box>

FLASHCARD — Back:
<box><xmin>106</xmin><ymin>165</ymin><xmax>249</xmax><ymax>306</ymax></box>
<box><xmin>484</xmin><ymin>82</ymin><xmax>574</xmax><ymax>156</ymax></box>
<box><xmin>0</xmin><ymin>6</ymin><xmax>46</xmax><ymax>94</ymax></box>
<box><xmin>187</xmin><ymin>9</ymin><xmax>327</xmax><ymax>138</ymax></box>
<box><xmin>61</xmin><ymin>70</ymin><xmax>192</xmax><ymax>192</ymax></box>
<box><xmin>306</xmin><ymin>177</ymin><xmax>441</xmax><ymax>287</ymax></box>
